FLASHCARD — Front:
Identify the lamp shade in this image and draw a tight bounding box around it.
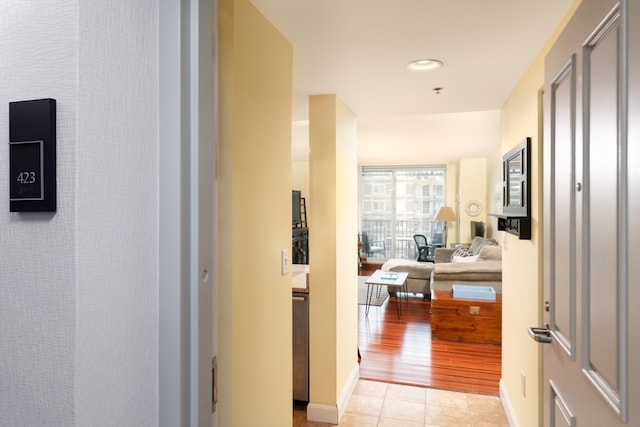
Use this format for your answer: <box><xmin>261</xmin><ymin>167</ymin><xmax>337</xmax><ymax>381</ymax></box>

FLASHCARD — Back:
<box><xmin>435</xmin><ymin>206</ymin><xmax>456</xmax><ymax>222</ymax></box>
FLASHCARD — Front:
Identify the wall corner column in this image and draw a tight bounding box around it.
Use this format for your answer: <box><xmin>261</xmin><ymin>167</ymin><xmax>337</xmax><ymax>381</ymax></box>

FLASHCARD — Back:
<box><xmin>307</xmin><ymin>94</ymin><xmax>359</xmax><ymax>423</ymax></box>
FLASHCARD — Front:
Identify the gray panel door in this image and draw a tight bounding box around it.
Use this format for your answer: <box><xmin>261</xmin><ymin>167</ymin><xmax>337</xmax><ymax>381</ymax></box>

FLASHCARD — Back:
<box><xmin>541</xmin><ymin>0</ymin><xmax>639</xmax><ymax>425</ymax></box>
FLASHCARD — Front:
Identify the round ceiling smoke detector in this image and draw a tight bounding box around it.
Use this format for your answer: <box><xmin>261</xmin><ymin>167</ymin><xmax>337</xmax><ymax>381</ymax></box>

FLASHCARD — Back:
<box><xmin>406</xmin><ymin>59</ymin><xmax>443</xmax><ymax>72</ymax></box>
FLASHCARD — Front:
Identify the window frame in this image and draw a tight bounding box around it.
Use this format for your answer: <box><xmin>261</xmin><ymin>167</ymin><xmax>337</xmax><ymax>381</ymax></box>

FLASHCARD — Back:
<box><xmin>359</xmin><ymin>164</ymin><xmax>448</xmax><ymax>260</ymax></box>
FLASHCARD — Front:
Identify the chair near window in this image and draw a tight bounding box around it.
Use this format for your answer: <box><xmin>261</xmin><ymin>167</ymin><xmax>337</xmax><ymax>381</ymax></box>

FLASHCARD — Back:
<box><xmin>413</xmin><ymin>234</ymin><xmax>433</xmax><ymax>262</ymax></box>
<box><xmin>431</xmin><ymin>232</ymin><xmax>445</xmax><ymax>247</ymax></box>
<box><xmin>361</xmin><ymin>231</ymin><xmax>386</xmax><ymax>258</ymax></box>
<box><xmin>429</xmin><ymin>232</ymin><xmax>445</xmax><ymax>260</ymax></box>
<box><xmin>414</xmin><ymin>233</ymin><xmax>444</xmax><ymax>262</ymax></box>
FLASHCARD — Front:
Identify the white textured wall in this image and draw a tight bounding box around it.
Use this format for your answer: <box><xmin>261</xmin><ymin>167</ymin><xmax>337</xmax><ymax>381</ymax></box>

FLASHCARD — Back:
<box><xmin>0</xmin><ymin>1</ymin><xmax>159</xmax><ymax>426</ymax></box>
<box><xmin>0</xmin><ymin>2</ymin><xmax>78</xmax><ymax>425</ymax></box>
<box><xmin>75</xmin><ymin>1</ymin><xmax>158</xmax><ymax>426</ymax></box>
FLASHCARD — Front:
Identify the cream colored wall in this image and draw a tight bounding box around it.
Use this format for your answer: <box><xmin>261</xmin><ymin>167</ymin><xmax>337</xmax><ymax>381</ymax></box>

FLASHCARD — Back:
<box><xmin>499</xmin><ymin>2</ymin><xmax>580</xmax><ymax>426</ymax></box>
<box><xmin>458</xmin><ymin>158</ymin><xmax>488</xmax><ymax>243</ymax></box>
<box><xmin>333</xmin><ymin>99</ymin><xmax>359</xmax><ymax>403</ymax></box>
<box><xmin>308</xmin><ymin>95</ymin><xmax>359</xmax><ymax>412</ymax></box>
<box><xmin>218</xmin><ymin>1</ymin><xmax>293</xmax><ymax>425</ymax></box>
<box><xmin>500</xmin><ymin>70</ymin><xmax>542</xmax><ymax>427</ymax></box>
<box><xmin>486</xmin><ymin>147</ymin><xmax>503</xmax><ymax>239</ymax></box>
<box><xmin>445</xmin><ymin>163</ymin><xmax>459</xmax><ymax>244</ymax></box>
<box><xmin>292</xmin><ymin>161</ymin><xmax>309</xmax><ymax>194</ymax></box>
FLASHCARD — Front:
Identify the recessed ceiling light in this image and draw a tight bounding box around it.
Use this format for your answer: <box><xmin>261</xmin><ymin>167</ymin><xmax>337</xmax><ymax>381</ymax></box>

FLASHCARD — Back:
<box><xmin>406</xmin><ymin>59</ymin><xmax>443</xmax><ymax>72</ymax></box>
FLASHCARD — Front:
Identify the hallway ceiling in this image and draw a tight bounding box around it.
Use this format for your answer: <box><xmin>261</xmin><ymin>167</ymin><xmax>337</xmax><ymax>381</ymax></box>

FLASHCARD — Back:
<box><xmin>251</xmin><ymin>0</ymin><xmax>574</xmax><ymax>163</ymax></box>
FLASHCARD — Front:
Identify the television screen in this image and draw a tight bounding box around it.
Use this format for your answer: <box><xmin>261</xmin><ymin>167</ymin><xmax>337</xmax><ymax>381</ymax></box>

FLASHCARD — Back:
<box><xmin>292</xmin><ymin>190</ymin><xmax>302</xmax><ymax>225</ymax></box>
<box><xmin>470</xmin><ymin>220</ymin><xmax>485</xmax><ymax>238</ymax></box>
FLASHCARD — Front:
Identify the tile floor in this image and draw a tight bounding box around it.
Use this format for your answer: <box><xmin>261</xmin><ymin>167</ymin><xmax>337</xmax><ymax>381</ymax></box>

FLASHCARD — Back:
<box><xmin>293</xmin><ymin>380</ymin><xmax>509</xmax><ymax>427</ymax></box>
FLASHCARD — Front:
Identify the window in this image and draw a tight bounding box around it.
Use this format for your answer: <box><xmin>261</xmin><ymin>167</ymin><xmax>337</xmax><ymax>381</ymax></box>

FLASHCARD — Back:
<box><xmin>372</xmin><ymin>183</ymin><xmax>385</xmax><ymax>195</ymax></box>
<box><xmin>360</xmin><ymin>165</ymin><xmax>447</xmax><ymax>259</ymax></box>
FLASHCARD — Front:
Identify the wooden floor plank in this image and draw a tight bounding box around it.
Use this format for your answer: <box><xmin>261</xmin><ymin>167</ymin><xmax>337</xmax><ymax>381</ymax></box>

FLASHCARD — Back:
<box><xmin>358</xmin><ymin>283</ymin><xmax>502</xmax><ymax>395</ymax></box>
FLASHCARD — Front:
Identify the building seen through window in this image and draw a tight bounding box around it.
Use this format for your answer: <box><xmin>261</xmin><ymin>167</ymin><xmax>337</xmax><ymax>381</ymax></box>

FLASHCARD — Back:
<box><xmin>360</xmin><ymin>166</ymin><xmax>447</xmax><ymax>260</ymax></box>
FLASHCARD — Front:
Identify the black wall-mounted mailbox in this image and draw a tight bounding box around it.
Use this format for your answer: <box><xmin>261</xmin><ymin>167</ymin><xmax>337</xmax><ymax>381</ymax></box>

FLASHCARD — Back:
<box><xmin>9</xmin><ymin>98</ymin><xmax>56</xmax><ymax>212</ymax></box>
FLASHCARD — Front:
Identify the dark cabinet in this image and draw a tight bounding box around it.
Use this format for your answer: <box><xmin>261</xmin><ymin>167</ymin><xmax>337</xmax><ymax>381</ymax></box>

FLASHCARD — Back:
<box><xmin>292</xmin><ymin>291</ymin><xmax>309</xmax><ymax>401</ymax></box>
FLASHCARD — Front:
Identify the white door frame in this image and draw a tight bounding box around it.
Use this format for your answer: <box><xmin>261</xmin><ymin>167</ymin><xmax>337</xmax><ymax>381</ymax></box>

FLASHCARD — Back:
<box><xmin>159</xmin><ymin>1</ymin><xmax>216</xmax><ymax>426</ymax></box>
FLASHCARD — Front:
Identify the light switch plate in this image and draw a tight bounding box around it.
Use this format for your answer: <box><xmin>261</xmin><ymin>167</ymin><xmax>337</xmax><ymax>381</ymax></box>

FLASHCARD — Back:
<box><xmin>281</xmin><ymin>248</ymin><xmax>289</xmax><ymax>275</ymax></box>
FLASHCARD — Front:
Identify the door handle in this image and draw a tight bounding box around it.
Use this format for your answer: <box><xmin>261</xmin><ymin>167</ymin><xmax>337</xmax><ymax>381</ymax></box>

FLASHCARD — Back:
<box><xmin>528</xmin><ymin>325</ymin><xmax>552</xmax><ymax>344</ymax></box>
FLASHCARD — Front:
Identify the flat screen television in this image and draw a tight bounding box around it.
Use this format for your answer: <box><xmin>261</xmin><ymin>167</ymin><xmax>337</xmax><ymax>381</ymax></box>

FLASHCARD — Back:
<box><xmin>470</xmin><ymin>220</ymin><xmax>485</xmax><ymax>238</ymax></box>
<box><xmin>292</xmin><ymin>190</ymin><xmax>302</xmax><ymax>225</ymax></box>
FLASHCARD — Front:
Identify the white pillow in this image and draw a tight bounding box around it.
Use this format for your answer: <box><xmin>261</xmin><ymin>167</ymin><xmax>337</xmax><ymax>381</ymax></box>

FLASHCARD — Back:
<box><xmin>451</xmin><ymin>254</ymin><xmax>479</xmax><ymax>263</ymax></box>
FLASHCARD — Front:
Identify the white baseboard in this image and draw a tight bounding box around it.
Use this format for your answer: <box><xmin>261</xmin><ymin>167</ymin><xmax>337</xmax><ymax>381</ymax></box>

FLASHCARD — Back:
<box><xmin>337</xmin><ymin>363</ymin><xmax>360</xmax><ymax>420</ymax></box>
<box><xmin>306</xmin><ymin>403</ymin><xmax>338</xmax><ymax>424</ymax></box>
<box><xmin>307</xmin><ymin>363</ymin><xmax>360</xmax><ymax>424</ymax></box>
<box><xmin>500</xmin><ymin>379</ymin><xmax>520</xmax><ymax>427</ymax></box>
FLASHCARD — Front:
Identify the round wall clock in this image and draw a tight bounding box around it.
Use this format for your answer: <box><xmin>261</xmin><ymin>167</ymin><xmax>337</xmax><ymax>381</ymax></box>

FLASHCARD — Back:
<box><xmin>465</xmin><ymin>200</ymin><xmax>482</xmax><ymax>217</ymax></box>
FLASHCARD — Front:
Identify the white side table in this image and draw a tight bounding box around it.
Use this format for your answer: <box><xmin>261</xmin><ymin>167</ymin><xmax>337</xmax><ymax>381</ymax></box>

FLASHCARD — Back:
<box><xmin>364</xmin><ymin>270</ymin><xmax>409</xmax><ymax>318</ymax></box>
